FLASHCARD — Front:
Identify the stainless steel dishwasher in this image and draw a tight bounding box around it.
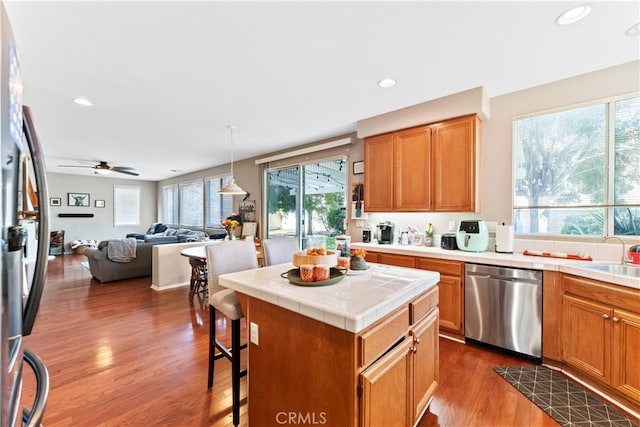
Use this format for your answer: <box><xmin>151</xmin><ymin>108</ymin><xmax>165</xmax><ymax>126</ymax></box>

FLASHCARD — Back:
<box><xmin>465</xmin><ymin>263</ymin><xmax>542</xmax><ymax>359</ymax></box>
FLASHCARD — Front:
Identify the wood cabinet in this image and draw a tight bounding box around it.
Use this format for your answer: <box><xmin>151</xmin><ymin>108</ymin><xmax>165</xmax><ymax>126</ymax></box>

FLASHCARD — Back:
<box><xmin>410</xmin><ymin>308</ymin><xmax>439</xmax><ymax>422</ymax></box>
<box><xmin>366</xmin><ymin>251</ymin><xmax>465</xmax><ymax>338</ymax></box>
<box><xmin>431</xmin><ymin>115</ymin><xmax>478</xmax><ymax>212</ymax></box>
<box><xmin>415</xmin><ymin>257</ymin><xmax>464</xmax><ymax>338</ymax></box>
<box><xmin>363</xmin><ymin>133</ymin><xmax>395</xmax><ymax>211</ymax></box>
<box><xmin>359</xmin><ymin>286</ymin><xmax>439</xmax><ymax>427</ymax></box>
<box><xmin>244</xmin><ymin>285</ymin><xmax>439</xmax><ymax>427</ymax></box>
<box><xmin>360</xmin><ymin>338</ymin><xmax>412</xmax><ymax>427</ymax></box>
<box><xmin>561</xmin><ymin>274</ymin><xmax>640</xmax><ymax>408</ymax></box>
<box><xmin>364</xmin><ymin>115</ymin><xmax>479</xmax><ymax>213</ymax></box>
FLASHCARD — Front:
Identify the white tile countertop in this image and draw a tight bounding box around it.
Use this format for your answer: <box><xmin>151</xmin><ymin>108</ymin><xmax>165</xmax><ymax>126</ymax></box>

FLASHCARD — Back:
<box><xmin>218</xmin><ymin>263</ymin><xmax>439</xmax><ymax>333</ymax></box>
<box><xmin>352</xmin><ymin>242</ymin><xmax>640</xmax><ymax>289</ymax></box>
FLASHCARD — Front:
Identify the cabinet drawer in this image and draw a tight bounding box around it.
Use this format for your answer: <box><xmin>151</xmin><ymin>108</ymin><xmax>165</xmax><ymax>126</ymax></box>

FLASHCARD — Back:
<box><xmin>416</xmin><ymin>257</ymin><xmax>463</xmax><ymax>276</ymax></box>
<box><xmin>359</xmin><ymin>306</ymin><xmax>409</xmax><ymax>368</ymax></box>
<box><xmin>410</xmin><ymin>286</ymin><xmax>439</xmax><ymax>325</ymax></box>
<box><xmin>379</xmin><ymin>253</ymin><xmax>416</xmax><ymax>268</ymax></box>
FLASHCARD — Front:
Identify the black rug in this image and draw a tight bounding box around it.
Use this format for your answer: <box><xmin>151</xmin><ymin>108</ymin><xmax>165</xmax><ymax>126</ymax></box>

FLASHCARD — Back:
<box><xmin>494</xmin><ymin>366</ymin><xmax>639</xmax><ymax>427</ymax></box>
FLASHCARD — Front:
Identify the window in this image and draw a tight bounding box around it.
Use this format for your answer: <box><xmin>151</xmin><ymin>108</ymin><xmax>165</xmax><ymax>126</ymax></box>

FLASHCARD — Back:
<box><xmin>163</xmin><ymin>185</ymin><xmax>178</xmax><ymax>225</ymax></box>
<box><xmin>114</xmin><ymin>185</ymin><xmax>140</xmax><ymax>226</ymax></box>
<box><xmin>205</xmin><ymin>176</ymin><xmax>233</xmax><ymax>227</ymax></box>
<box><xmin>513</xmin><ymin>95</ymin><xmax>640</xmax><ymax>237</ymax></box>
<box><xmin>265</xmin><ymin>158</ymin><xmax>347</xmax><ymax>246</ymax></box>
<box><xmin>179</xmin><ymin>180</ymin><xmax>203</xmax><ymax>227</ymax></box>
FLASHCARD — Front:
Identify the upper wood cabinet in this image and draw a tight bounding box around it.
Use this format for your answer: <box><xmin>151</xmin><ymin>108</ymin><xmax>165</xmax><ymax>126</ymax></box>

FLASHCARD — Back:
<box><xmin>364</xmin><ymin>114</ymin><xmax>479</xmax><ymax>212</ymax></box>
<box><xmin>431</xmin><ymin>115</ymin><xmax>479</xmax><ymax>212</ymax></box>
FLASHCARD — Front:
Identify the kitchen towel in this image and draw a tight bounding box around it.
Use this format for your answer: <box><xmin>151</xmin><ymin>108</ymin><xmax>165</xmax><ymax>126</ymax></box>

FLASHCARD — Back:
<box><xmin>495</xmin><ymin>224</ymin><xmax>514</xmax><ymax>253</ymax></box>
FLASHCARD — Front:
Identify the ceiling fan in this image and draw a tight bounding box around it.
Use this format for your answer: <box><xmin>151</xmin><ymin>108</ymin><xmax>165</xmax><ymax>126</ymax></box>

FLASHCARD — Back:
<box><xmin>57</xmin><ymin>161</ymin><xmax>139</xmax><ymax>176</ymax></box>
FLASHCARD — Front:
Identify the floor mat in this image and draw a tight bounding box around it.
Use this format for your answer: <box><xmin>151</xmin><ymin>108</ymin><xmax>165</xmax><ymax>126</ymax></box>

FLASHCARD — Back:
<box><xmin>494</xmin><ymin>366</ymin><xmax>638</xmax><ymax>427</ymax></box>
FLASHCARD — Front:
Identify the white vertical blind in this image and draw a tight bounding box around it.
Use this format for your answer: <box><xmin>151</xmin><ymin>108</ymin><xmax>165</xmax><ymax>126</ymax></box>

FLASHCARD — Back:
<box><xmin>114</xmin><ymin>185</ymin><xmax>140</xmax><ymax>226</ymax></box>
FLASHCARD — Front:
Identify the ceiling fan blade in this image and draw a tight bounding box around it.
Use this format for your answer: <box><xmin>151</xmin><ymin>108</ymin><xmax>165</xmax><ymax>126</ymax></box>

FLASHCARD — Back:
<box><xmin>111</xmin><ymin>167</ymin><xmax>139</xmax><ymax>176</ymax></box>
<box><xmin>57</xmin><ymin>164</ymin><xmax>94</xmax><ymax>168</ymax></box>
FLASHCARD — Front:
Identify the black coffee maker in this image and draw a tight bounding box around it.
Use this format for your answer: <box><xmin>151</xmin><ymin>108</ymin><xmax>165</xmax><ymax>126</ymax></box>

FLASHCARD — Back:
<box><xmin>377</xmin><ymin>221</ymin><xmax>395</xmax><ymax>244</ymax></box>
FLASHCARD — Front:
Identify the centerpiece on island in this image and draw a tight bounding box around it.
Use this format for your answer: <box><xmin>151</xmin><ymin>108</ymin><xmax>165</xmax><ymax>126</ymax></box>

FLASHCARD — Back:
<box><xmin>350</xmin><ymin>248</ymin><xmax>367</xmax><ymax>270</ymax></box>
<box><xmin>221</xmin><ymin>213</ymin><xmax>243</xmax><ymax>240</ymax></box>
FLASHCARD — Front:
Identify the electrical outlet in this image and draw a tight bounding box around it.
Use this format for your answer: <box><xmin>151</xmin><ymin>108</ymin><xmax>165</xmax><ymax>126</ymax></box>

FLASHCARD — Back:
<box><xmin>250</xmin><ymin>322</ymin><xmax>259</xmax><ymax>345</ymax></box>
<box><xmin>449</xmin><ymin>221</ymin><xmax>456</xmax><ymax>231</ymax></box>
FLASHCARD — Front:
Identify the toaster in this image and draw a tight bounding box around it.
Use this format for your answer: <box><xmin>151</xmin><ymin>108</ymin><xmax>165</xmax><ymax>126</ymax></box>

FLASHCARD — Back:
<box><xmin>456</xmin><ymin>220</ymin><xmax>488</xmax><ymax>252</ymax></box>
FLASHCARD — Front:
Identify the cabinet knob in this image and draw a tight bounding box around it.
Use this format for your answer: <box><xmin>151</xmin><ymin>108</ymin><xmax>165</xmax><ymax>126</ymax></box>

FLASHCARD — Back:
<box><xmin>413</xmin><ymin>337</ymin><xmax>421</xmax><ymax>345</ymax></box>
<box><xmin>602</xmin><ymin>314</ymin><xmax>610</xmax><ymax>319</ymax></box>
<box><xmin>612</xmin><ymin>317</ymin><xmax>619</xmax><ymax>322</ymax></box>
<box><xmin>411</xmin><ymin>347</ymin><xmax>418</xmax><ymax>354</ymax></box>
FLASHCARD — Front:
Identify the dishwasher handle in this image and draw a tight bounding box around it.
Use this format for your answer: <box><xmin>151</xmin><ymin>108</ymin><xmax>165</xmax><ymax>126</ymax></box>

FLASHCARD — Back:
<box><xmin>22</xmin><ymin>348</ymin><xmax>50</xmax><ymax>427</ymax></box>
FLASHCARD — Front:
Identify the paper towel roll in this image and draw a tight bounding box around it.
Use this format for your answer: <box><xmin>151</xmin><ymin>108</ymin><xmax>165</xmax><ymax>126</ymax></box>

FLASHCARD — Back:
<box><xmin>495</xmin><ymin>224</ymin><xmax>514</xmax><ymax>253</ymax></box>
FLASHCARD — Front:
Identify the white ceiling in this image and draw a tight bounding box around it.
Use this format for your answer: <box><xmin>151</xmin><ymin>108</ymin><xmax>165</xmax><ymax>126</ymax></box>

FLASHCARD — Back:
<box><xmin>4</xmin><ymin>1</ymin><xmax>639</xmax><ymax>181</ymax></box>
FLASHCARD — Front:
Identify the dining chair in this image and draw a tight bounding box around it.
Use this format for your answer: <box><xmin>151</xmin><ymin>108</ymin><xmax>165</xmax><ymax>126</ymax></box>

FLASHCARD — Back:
<box><xmin>205</xmin><ymin>239</ymin><xmax>258</xmax><ymax>427</ymax></box>
<box><xmin>261</xmin><ymin>236</ymin><xmax>299</xmax><ymax>266</ymax></box>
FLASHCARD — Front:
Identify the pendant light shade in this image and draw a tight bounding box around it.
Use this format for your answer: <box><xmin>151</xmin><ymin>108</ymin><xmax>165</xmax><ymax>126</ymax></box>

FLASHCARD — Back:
<box><xmin>218</xmin><ymin>125</ymin><xmax>246</xmax><ymax>195</ymax></box>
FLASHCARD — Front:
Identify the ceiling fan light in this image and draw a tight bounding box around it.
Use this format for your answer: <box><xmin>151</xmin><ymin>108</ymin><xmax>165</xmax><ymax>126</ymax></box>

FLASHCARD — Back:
<box><xmin>95</xmin><ymin>168</ymin><xmax>112</xmax><ymax>175</ymax></box>
<box><xmin>218</xmin><ymin>178</ymin><xmax>246</xmax><ymax>195</ymax></box>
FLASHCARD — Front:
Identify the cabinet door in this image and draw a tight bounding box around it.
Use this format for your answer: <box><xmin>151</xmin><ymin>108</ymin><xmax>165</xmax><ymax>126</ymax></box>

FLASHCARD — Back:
<box><xmin>437</xmin><ymin>275</ymin><xmax>463</xmax><ymax>334</ymax></box>
<box><xmin>562</xmin><ymin>294</ymin><xmax>612</xmax><ymax>383</ymax></box>
<box><xmin>431</xmin><ymin>115</ymin><xmax>478</xmax><ymax>212</ymax></box>
<box><xmin>360</xmin><ymin>339</ymin><xmax>412</xmax><ymax>427</ymax></box>
<box><xmin>612</xmin><ymin>309</ymin><xmax>640</xmax><ymax>402</ymax></box>
<box><xmin>379</xmin><ymin>253</ymin><xmax>416</xmax><ymax>268</ymax></box>
<box><xmin>394</xmin><ymin>126</ymin><xmax>432</xmax><ymax>211</ymax></box>
<box><xmin>364</xmin><ymin>133</ymin><xmax>395</xmax><ymax>212</ymax></box>
<box><xmin>411</xmin><ymin>308</ymin><xmax>439</xmax><ymax>425</ymax></box>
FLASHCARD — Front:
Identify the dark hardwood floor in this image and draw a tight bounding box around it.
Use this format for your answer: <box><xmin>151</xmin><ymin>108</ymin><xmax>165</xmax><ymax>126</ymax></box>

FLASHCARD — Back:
<box><xmin>22</xmin><ymin>254</ymin><xmax>558</xmax><ymax>426</ymax></box>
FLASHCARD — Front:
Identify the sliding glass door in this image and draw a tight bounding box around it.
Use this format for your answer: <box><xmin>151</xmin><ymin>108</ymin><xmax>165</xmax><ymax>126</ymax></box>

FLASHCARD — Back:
<box><xmin>265</xmin><ymin>158</ymin><xmax>347</xmax><ymax>247</ymax></box>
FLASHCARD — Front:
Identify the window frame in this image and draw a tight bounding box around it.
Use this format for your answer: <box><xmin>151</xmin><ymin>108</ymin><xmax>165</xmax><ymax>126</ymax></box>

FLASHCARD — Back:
<box><xmin>511</xmin><ymin>92</ymin><xmax>640</xmax><ymax>238</ymax></box>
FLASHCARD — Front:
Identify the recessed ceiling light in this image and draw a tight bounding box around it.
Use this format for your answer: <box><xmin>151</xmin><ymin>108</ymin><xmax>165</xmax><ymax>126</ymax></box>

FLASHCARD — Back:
<box><xmin>377</xmin><ymin>78</ymin><xmax>396</xmax><ymax>88</ymax></box>
<box><xmin>555</xmin><ymin>4</ymin><xmax>592</xmax><ymax>25</ymax></box>
<box><xmin>72</xmin><ymin>97</ymin><xmax>93</xmax><ymax>107</ymax></box>
<box><xmin>625</xmin><ymin>23</ymin><xmax>640</xmax><ymax>37</ymax></box>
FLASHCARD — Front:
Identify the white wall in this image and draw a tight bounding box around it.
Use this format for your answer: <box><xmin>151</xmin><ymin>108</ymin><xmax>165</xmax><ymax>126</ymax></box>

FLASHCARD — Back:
<box><xmin>47</xmin><ymin>172</ymin><xmax>157</xmax><ymax>252</ymax></box>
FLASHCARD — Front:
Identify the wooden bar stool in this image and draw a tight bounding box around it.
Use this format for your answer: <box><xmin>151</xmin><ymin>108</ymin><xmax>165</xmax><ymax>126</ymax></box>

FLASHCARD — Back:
<box><xmin>205</xmin><ymin>240</ymin><xmax>259</xmax><ymax>427</ymax></box>
<box><xmin>188</xmin><ymin>257</ymin><xmax>207</xmax><ymax>301</ymax></box>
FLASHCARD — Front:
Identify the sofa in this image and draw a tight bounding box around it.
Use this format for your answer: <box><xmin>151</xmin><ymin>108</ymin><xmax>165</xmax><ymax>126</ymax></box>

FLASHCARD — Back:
<box><xmin>84</xmin><ymin>240</ymin><xmax>162</xmax><ymax>283</ymax></box>
<box><xmin>127</xmin><ymin>223</ymin><xmax>213</xmax><ymax>244</ymax></box>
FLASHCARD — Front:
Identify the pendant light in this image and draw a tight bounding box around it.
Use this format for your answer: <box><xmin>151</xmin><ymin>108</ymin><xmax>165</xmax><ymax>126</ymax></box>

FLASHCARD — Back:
<box><xmin>218</xmin><ymin>125</ymin><xmax>247</xmax><ymax>195</ymax></box>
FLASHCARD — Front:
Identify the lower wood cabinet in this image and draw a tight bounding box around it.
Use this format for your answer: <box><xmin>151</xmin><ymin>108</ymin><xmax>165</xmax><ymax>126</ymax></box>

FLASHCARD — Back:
<box><xmin>561</xmin><ymin>274</ymin><xmax>640</xmax><ymax>409</ymax></box>
<box><xmin>360</xmin><ymin>339</ymin><xmax>412</xmax><ymax>427</ymax></box>
<box><xmin>410</xmin><ymin>308</ymin><xmax>439</xmax><ymax>422</ymax></box>
<box><xmin>366</xmin><ymin>251</ymin><xmax>465</xmax><ymax>338</ymax></box>
<box><xmin>415</xmin><ymin>257</ymin><xmax>464</xmax><ymax>337</ymax></box>
<box><xmin>359</xmin><ymin>287</ymin><xmax>439</xmax><ymax>427</ymax></box>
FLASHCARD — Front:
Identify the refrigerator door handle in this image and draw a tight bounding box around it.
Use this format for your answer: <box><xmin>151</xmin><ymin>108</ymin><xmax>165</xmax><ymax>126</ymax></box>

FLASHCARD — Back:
<box><xmin>22</xmin><ymin>106</ymin><xmax>50</xmax><ymax>336</ymax></box>
<box><xmin>21</xmin><ymin>348</ymin><xmax>49</xmax><ymax>427</ymax></box>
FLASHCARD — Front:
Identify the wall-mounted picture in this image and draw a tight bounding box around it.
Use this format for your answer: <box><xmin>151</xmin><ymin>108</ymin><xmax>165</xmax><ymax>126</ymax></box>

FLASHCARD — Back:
<box><xmin>68</xmin><ymin>192</ymin><xmax>90</xmax><ymax>207</ymax></box>
<box><xmin>95</xmin><ymin>200</ymin><xmax>105</xmax><ymax>208</ymax></box>
<box><xmin>50</xmin><ymin>197</ymin><xmax>61</xmax><ymax>206</ymax></box>
<box><xmin>353</xmin><ymin>160</ymin><xmax>364</xmax><ymax>175</ymax></box>
<box><xmin>239</xmin><ymin>200</ymin><xmax>256</xmax><ymax>222</ymax></box>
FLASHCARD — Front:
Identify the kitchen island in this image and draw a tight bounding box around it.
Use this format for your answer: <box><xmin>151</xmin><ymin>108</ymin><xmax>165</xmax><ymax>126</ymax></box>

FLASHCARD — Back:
<box><xmin>219</xmin><ymin>262</ymin><xmax>440</xmax><ymax>427</ymax></box>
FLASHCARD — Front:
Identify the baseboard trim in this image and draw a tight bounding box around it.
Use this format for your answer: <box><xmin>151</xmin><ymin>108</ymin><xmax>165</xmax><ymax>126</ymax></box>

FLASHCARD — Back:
<box><xmin>150</xmin><ymin>282</ymin><xmax>189</xmax><ymax>292</ymax></box>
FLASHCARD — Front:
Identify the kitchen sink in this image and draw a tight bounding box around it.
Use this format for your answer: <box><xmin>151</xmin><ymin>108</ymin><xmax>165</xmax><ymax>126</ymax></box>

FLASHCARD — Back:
<box><xmin>583</xmin><ymin>263</ymin><xmax>640</xmax><ymax>278</ymax></box>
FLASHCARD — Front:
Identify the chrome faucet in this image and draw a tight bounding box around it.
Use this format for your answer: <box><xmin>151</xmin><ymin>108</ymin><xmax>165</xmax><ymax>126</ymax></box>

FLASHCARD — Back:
<box><xmin>601</xmin><ymin>236</ymin><xmax>627</xmax><ymax>265</ymax></box>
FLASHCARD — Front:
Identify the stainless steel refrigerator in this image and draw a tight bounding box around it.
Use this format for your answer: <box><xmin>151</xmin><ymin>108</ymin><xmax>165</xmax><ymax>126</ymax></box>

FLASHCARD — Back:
<box><xmin>1</xmin><ymin>3</ymin><xmax>50</xmax><ymax>426</ymax></box>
